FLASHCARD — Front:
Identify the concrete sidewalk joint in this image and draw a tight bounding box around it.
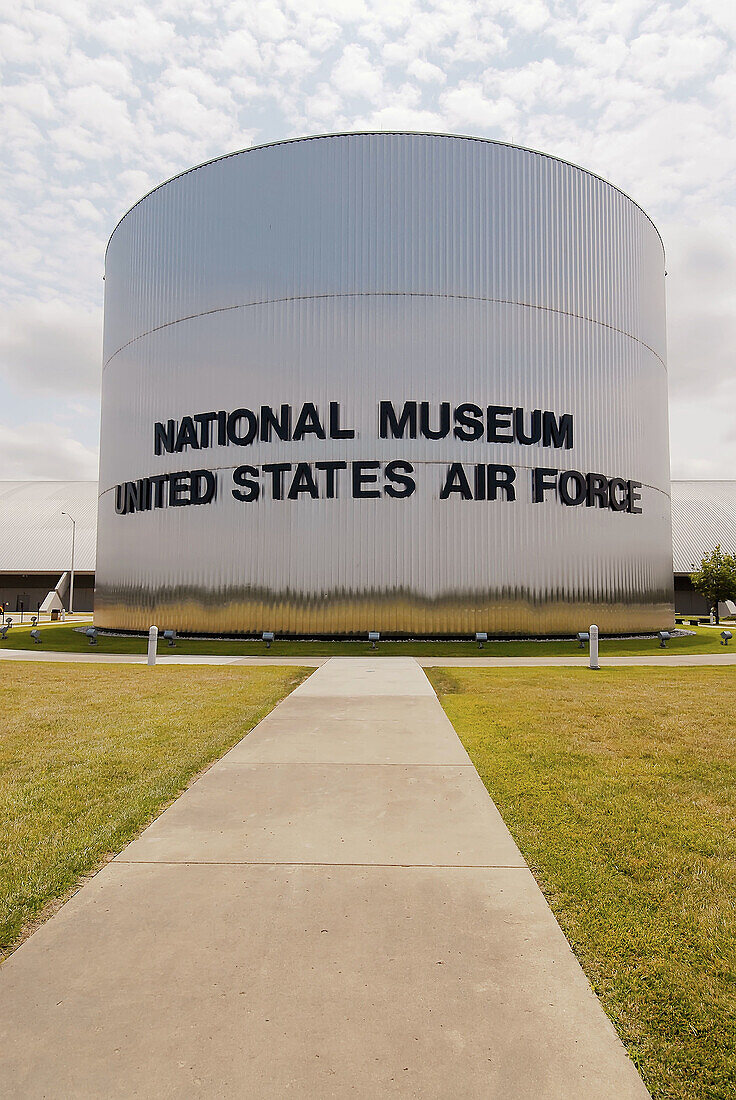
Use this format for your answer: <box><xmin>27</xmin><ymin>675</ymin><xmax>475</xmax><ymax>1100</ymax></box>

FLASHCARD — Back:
<box><xmin>0</xmin><ymin>656</ymin><xmax>650</xmax><ymax>1098</ymax></box>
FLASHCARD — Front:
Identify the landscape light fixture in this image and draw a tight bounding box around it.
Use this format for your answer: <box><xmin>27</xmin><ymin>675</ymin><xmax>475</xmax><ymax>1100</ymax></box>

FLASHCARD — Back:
<box><xmin>85</xmin><ymin>627</ymin><xmax>98</xmax><ymax>645</ymax></box>
<box><xmin>162</xmin><ymin>629</ymin><xmax>177</xmax><ymax>647</ymax></box>
<box><xmin>262</xmin><ymin>631</ymin><xmax>275</xmax><ymax>649</ymax></box>
<box><xmin>0</xmin><ymin>623</ymin><xmax>11</xmax><ymax>640</ymax></box>
<box><xmin>61</xmin><ymin>511</ymin><xmax>76</xmax><ymax>614</ymax></box>
<box><xmin>721</xmin><ymin>630</ymin><xmax>732</xmax><ymax>646</ymax></box>
<box><xmin>475</xmin><ymin>632</ymin><xmax>488</xmax><ymax>649</ymax></box>
<box><xmin>30</xmin><ymin>629</ymin><xmax>42</xmax><ymax>644</ymax></box>
<box><xmin>577</xmin><ymin>631</ymin><xmax>590</xmax><ymax>649</ymax></box>
<box><xmin>368</xmin><ymin>631</ymin><xmax>380</xmax><ymax>649</ymax></box>
<box><xmin>658</xmin><ymin>631</ymin><xmax>671</xmax><ymax>648</ymax></box>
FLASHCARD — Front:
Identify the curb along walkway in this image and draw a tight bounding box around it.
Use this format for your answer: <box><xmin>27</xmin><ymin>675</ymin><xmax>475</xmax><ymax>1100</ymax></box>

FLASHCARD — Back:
<box><xmin>0</xmin><ymin>658</ymin><xmax>649</xmax><ymax>1098</ymax></box>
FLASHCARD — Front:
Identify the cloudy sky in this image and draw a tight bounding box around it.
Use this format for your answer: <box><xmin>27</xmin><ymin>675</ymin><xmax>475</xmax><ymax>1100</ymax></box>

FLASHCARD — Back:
<box><xmin>1</xmin><ymin>0</ymin><xmax>734</xmax><ymax>481</ymax></box>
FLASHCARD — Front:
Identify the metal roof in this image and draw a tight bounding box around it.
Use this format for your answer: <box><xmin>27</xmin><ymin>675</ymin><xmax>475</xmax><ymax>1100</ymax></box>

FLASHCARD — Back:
<box><xmin>671</xmin><ymin>481</ymin><xmax>736</xmax><ymax>573</ymax></box>
<box><xmin>0</xmin><ymin>482</ymin><xmax>97</xmax><ymax>572</ymax></box>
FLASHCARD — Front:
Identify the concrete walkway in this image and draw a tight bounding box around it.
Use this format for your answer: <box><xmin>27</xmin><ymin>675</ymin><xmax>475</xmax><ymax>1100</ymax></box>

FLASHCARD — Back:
<box><xmin>0</xmin><ymin>649</ymin><xmax>325</xmax><ymax>665</ymax></box>
<box><xmin>2</xmin><ymin>647</ymin><xmax>735</xmax><ymax>666</ymax></box>
<box><xmin>0</xmin><ymin>658</ymin><xmax>649</xmax><ymax>1097</ymax></box>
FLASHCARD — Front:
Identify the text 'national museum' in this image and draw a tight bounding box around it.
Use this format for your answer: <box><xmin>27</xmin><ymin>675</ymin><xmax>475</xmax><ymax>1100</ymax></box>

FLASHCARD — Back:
<box><xmin>95</xmin><ymin>132</ymin><xmax>673</xmax><ymax>636</ymax></box>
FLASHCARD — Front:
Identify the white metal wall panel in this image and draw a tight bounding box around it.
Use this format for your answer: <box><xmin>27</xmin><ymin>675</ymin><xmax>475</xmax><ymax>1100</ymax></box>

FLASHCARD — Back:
<box><xmin>0</xmin><ymin>481</ymin><xmax>98</xmax><ymax>572</ymax></box>
<box><xmin>96</xmin><ymin>132</ymin><xmax>673</xmax><ymax>635</ymax></box>
<box><xmin>671</xmin><ymin>482</ymin><xmax>736</xmax><ymax>573</ymax></box>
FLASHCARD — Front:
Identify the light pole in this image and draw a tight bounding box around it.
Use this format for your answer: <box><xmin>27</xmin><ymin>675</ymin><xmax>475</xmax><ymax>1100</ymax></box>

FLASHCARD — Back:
<box><xmin>61</xmin><ymin>511</ymin><xmax>76</xmax><ymax>615</ymax></box>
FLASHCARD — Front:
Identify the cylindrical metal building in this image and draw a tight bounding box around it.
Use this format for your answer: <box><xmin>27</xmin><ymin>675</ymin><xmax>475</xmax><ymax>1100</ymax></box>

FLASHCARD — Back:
<box><xmin>96</xmin><ymin>132</ymin><xmax>673</xmax><ymax>635</ymax></box>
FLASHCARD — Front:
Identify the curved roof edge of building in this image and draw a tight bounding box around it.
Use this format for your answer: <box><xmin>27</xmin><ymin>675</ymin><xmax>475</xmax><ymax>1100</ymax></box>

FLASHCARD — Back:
<box><xmin>105</xmin><ymin>131</ymin><xmax>665</xmax><ymax>263</ymax></box>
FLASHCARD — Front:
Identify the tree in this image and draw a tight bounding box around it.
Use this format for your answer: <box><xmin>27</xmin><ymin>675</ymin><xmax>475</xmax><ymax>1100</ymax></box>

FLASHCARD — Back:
<box><xmin>690</xmin><ymin>545</ymin><xmax>736</xmax><ymax>625</ymax></box>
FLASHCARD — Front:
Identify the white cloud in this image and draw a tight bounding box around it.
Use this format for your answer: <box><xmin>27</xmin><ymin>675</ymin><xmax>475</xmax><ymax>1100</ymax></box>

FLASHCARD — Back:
<box><xmin>2</xmin><ymin>83</ymin><xmax>56</xmax><ymax>118</ymax></box>
<box><xmin>91</xmin><ymin>8</ymin><xmax>177</xmax><ymax>60</ymax></box>
<box><xmin>506</xmin><ymin>1</ymin><xmax>549</xmax><ymax>35</ymax></box>
<box><xmin>0</xmin><ymin>421</ymin><xmax>98</xmax><ymax>479</ymax></box>
<box><xmin>205</xmin><ymin>28</ymin><xmax>263</xmax><ymax>71</ymax></box>
<box><xmin>627</xmin><ymin>30</ymin><xmax>725</xmax><ymax>88</ymax></box>
<box><xmin>160</xmin><ymin>66</ymin><xmax>235</xmax><ymax>109</ymax></box>
<box><xmin>332</xmin><ymin>45</ymin><xmax>383</xmax><ymax>100</ymax></box>
<box><xmin>0</xmin><ymin>300</ymin><xmax>101</xmax><ymax>395</ymax></box>
<box><xmin>64</xmin><ymin>53</ymin><xmax>139</xmax><ymax>97</ymax></box>
<box><xmin>669</xmin><ymin>380</ymin><xmax>736</xmax><ymax>480</ymax></box>
<box><xmin>351</xmin><ymin>103</ymin><xmax>444</xmax><ymax>132</ymax></box>
<box><xmin>665</xmin><ymin>224</ymin><xmax>736</xmax><ymax>397</ymax></box>
<box><xmin>304</xmin><ymin>83</ymin><xmax>343</xmax><ymax>124</ymax></box>
<box><xmin>441</xmin><ymin>83</ymin><xmax>518</xmax><ymax>133</ymax></box>
<box><xmin>151</xmin><ymin>86</ymin><xmax>232</xmax><ymax>138</ymax></box>
<box><xmin>65</xmin><ymin>85</ymin><xmax>136</xmax><ymax>142</ymax></box>
<box><xmin>70</xmin><ymin>198</ymin><xmax>103</xmax><ymax>222</ymax></box>
<box><xmin>0</xmin><ymin>0</ymin><xmax>734</xmax><ymax>476</ymax></box>
<box><xmin>406</xmin><ymin>58</ymin><xmax>447</xmax><ymax>84</ymax></box>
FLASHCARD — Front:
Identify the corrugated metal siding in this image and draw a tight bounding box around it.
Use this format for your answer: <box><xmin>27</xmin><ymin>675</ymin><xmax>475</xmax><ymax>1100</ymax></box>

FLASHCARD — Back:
<box><xmin>103</xmin><ymin>134</ymin><xmax>667</xmax><ymax>367</ymax></box>
<box><xmin>3</xmin><ymin>477</ymin><xmax>731</xmax><ymax>589</ymax></box>
<box><xmin>96</xmin><ymin>133</ymin><xmax>672</xmax><ymax>635</ymax></box>
<box><xmin>671</xmin><ymin>481</ymin><xmax>736</xmax><ymax>573</ymax></box>
<box><xmin>0</xmin><ymin>482</ymin><xmax>97</xmax><ymax>572</ymax></box>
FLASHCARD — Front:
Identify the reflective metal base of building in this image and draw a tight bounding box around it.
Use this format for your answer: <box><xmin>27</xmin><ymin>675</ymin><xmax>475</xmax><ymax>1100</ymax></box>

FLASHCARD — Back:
<box><xmin>94</xmin><ymin>588</ymin><xmax>674</xmax><ymax>637</ymax></box>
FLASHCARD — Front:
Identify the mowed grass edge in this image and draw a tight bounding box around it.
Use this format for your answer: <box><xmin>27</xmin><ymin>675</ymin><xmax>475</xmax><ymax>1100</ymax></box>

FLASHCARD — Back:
<box><xmin>427</xmin><ymin>666</ymin><xmax>736</xmax><ymax>1100</ymax></box>
<box><xmin>0</xmin><ymin>663</ymin><xmax>310</xmax><ymax>960</ymax></box>
<box><xmin>0</xmin><ymin>621</ymin><xmax>732</xmax><ymax>657</ymax></box>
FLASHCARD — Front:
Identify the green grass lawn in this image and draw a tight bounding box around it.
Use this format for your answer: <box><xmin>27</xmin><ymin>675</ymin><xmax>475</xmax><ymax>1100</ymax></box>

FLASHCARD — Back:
<box><xmin>427</xmin><ymin>666</ymin><xmax>736</xmax><ymax>1100</ymax></box>
<box><xmin>1</xmin><ymin>620</ymin><xmax>732</xmax><ymax>657</ymax></box>
<box><xmin>0</xmin><ymin>663</ymin><xmax>309</xmax><ymax>960</ymax></box>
